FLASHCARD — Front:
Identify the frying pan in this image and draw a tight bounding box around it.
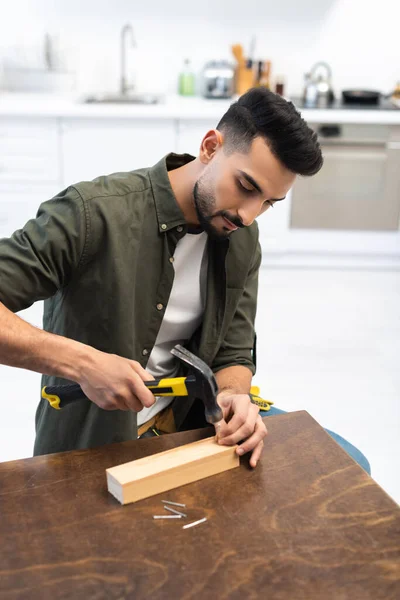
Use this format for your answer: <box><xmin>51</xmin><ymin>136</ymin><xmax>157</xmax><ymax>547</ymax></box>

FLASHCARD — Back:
<box><xmin>342</xmin><ymin>90</ymin><xmax>381</xmax><ymax>105</ymax></box>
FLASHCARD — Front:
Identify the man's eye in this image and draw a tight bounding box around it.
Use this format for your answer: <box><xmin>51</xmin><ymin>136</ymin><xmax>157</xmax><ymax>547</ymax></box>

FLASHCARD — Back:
<box><xmin>265</xmin><ymin>200</ymin><xmax>275</xmax><ymax>208</ymax></box>
<box><xmin>237</xmin><ymin>179</ymin><xmax>255</xmax><ymax>194</ymax></box>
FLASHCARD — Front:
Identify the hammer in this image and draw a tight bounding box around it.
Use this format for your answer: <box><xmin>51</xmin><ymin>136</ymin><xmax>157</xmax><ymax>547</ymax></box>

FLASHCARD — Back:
<box><xmin>41</xmin><ymin>344</ymin><xmax>224</xmax><ymax>425</ymax></box>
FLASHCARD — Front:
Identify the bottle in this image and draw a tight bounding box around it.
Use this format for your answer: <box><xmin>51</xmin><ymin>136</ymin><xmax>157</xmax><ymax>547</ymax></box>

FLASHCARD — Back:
<box><xmin>178</xmin><ymin>59</ymin><xmax>195</xmax><ymax>96</ymax></box>
<box><xmin>275</xmin><ymin>76</ymin><xmax>285</xmax><ymax>96</ymax></box>
<box><xmin>258</xmin><ymin>60</ymin><xmax>271</xmax><ymax>89</ymax></box>
<box><xmin>303</xmin><ymin>72</ymin><xmax>317</xmax><ymax>107</ymax></box>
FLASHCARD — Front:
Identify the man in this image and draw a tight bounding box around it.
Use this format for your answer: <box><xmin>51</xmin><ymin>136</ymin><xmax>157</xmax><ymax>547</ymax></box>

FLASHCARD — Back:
<box><xmin>0</xmin><ymin>88</ymin><xmax>369</xmax><ymax>472</ymax></box>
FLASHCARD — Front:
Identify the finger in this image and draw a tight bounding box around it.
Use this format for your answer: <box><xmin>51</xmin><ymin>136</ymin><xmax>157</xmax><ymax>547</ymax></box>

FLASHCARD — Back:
<box><xmin>117</xmin><ymin>398</ymin><xmax>132</xmax><ymax>411</ymax></box>
<box><xmin>97</xmin><ymin>401</ymin><xmax>119</xmax><ymax>411</ymax></box>
<box><xmin>249</xmin><ymin>440</ymin><xmax>265</xmax><ymax>468</ymax></box>
<box><xmin>108</xmin><ymin>392</ymin><xmax>133</xmax><ymax>411</ymax></box>
<box><xmin>130</xmin><ymin>361</ymin><xmax>154</xmax><ymax>382</ymax></box>
<box><xmin>217</xmin><ymin>395</ymin><xmax>234</xmax><ymax>422</ymax></box>
<box><xmin>82</xmin><ymin>385</ymin><xmax>130</xmax><ymax>412</ymax></box>
<box><xmin>235</xmin><ymin>418</ymin><xmax>268</xmax><ymax>456</ymax></box>
<box><xmin>129</xmin><ymin>362</ymin><xmax>157</xmax><ymax>407</ymax></box>
<box><xmin>129</xmin><ymin>375</ymin><xmax>155</xmax><ymax>409</ymax></box>
<box><xmin>97</xmin><ymin>397</ymin><xmax>130</xmax><ymax>411</ymax></box>
<box><xmin>219</xmin><ymin>403</ymin><xmax>259</xmax><ymax>445</ymax></box>
<box><xmin>214</xmin><ymin>419</ymin><xmax>227</xmax><ymax>440</ymax></box>
<box><xmin>112</xmin><ymin>388</ymin><xmax>143</xmax><ymax>412</ymax></box>
<box><xmin>219</xmin><ymin>401</ymin><xmax>259</xmax><ymax>439</ymax></box>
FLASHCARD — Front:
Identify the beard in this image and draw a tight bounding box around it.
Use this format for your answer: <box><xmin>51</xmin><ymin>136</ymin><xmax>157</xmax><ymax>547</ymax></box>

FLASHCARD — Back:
<box><xmin>193</xmin><ymin>177</ymin><xmax>244</xmax><ymax>241</ymax></box>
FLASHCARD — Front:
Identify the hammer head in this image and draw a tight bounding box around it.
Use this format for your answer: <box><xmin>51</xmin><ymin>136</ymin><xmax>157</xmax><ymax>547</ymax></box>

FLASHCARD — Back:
<box><xmin>171</xmin><ymin>344</ymin><xmax>223</xmax><ymax>425</ymax></box>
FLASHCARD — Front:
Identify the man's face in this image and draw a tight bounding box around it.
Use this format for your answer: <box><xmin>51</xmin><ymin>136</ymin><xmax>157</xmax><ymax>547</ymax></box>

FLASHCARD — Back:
<box><xmin>193</xmin><ymin>135</ymin><xmax>296</xmax><ymax>240</ymax></box>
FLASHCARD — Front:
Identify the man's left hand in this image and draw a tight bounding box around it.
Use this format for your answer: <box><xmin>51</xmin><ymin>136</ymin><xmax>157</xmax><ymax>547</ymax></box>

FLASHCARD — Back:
<box><xmin>216</xmin><ymin>393</ymin><xmax>268</xmax><ymax>468</ymax></box>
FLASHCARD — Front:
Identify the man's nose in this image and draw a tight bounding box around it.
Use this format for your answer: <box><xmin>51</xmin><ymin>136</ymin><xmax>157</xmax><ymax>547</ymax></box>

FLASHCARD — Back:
<box><xmin>237</xmin><ymin>201</ymin><xmax>263</xmax><ymax>227</ymax></box>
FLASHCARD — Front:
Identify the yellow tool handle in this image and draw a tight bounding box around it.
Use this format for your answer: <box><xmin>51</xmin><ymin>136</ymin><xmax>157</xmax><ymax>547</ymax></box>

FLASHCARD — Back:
<box><xmin>249</xmin><ymin>386</ymin><xmax>274</xmax><ymax>411</ymax></box>
<box><xmin>144</xmin><ymin>377</ymin><xmax>189</xmax><ymax>396</ymax></box>
<box><xmin>42</xmin><ymin>376</ymin><xmax>192</xmax><ymax>410</ymax></box>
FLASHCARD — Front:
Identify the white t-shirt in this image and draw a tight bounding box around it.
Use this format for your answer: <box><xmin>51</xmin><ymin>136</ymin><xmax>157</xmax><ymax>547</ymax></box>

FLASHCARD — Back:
<box><xmin>137</xmin><ymin>231</ymin><xmax>208</xmax><ymax>426</ymax></box>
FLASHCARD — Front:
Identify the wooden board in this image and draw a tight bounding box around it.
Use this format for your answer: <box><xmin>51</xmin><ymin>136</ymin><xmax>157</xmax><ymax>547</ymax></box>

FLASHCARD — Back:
<box><xmin>106</xmin><ymin>435</ymin><xmax>239</xmax><ymax>504</ymax></box>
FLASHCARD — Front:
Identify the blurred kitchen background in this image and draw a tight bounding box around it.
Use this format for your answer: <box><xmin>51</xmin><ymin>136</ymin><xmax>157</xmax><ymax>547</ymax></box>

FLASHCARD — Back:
<box><xmin>0</xmin><ymin>0</ymin><xmax>399</xmax><ymax>502</ymax></box>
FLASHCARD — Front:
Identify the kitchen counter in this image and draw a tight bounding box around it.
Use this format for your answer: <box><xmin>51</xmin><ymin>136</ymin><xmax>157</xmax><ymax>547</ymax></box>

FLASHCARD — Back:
<box><xmin>0</xmin><ymin>92</ymin><xmax>399</xmax><ymax>124</ymax></box>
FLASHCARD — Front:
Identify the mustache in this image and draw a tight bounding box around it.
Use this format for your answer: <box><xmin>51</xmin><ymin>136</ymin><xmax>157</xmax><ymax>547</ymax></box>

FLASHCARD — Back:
<box><xmin>215</xmin><ymin>210</ymin><xmax>245</xmax><ymax>229</ymax></box>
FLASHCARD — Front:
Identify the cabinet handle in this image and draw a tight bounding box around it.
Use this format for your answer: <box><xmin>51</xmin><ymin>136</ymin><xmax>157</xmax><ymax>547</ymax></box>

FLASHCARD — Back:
<box><xmin>318</xmin><ymin>125</ymin><xmax>341</xmax><ymax>138</ymax></box>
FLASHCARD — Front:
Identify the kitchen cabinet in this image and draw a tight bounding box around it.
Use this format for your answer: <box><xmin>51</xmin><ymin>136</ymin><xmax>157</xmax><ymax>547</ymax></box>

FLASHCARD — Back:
<box><xmin>290</xmin><ymin>124</ymin><xmax>400</xmax><ymax>231</ymax></box>
<box><xmin>60</xmin><ymin>119</ymin><xmax>177</xmax><ymax>185</ymax></box>
<box><xmin>0</xmin><ymin>117</ymin><xmax>61</xmax><ymax>186</ymax></box>
<box><xmin>0</xmin><ymin>117</ymin><xmax>62</xmax><ymax>239</ymax></box>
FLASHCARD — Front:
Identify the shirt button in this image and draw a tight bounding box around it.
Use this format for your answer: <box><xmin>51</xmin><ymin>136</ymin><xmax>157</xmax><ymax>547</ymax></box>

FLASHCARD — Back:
<box><xmin>177</xmin><ymin>226</ymin><xmax>183</xmax><ymax>232</ymax></box>
<box><xmin>156</xmin><ymin>303</ymin><xmax>164</xmax><ymax>311</ymax></box>
<box><xmin>142</xmin><ymin>349</ymin><xmax>149</xmax><ymax>356</ymax></box>
<box><xmin>169</xmin><ymin>257</ymin><xmax>174</xmax><ymax>263</ymax></box>
<box><xmin>161</xmin><ymin>224</ymin><xmax>167</xmax><ymax>230</ymax></box>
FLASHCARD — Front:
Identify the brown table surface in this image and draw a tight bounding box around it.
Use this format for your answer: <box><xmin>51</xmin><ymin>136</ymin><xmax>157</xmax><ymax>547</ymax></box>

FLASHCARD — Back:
<box><xmin>0</xmin><ymin>411</ymin><xmax>399</xmax><ymax>600</ymax></box>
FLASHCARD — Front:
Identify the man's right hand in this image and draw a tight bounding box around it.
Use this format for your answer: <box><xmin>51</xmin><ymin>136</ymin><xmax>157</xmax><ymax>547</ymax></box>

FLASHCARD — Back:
<box><xmin>78</xmin><ymin>350</ymin><xmax>156</xmax><ymax>412</ymax></box>
<box><xmin>0</xmin><ymin>301</ymin><xmax>155</xmax><ymax>413</ymax></box>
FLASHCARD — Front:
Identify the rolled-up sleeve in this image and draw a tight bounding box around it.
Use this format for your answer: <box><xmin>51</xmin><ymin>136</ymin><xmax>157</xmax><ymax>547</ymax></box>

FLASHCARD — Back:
<box><xmin>0</xmin><ymin>187</ymin><xmax>88</xmax><ymax>313</ymax></box>
<box><xmin>211</xmin><ymin>239</ymin><xmax>261</xmax><ymax>376</ymax></box>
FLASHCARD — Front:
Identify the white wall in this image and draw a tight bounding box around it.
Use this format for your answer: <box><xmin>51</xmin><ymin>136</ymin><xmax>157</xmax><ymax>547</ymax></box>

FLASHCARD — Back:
<box><xmin>0</xmin><ymin>0</ymin><xmax>398</xmax><ymax>97</ymax></box>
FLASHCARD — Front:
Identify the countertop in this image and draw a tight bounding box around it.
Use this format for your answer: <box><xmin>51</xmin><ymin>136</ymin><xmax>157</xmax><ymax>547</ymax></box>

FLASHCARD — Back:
<box><xmin>1</xmin><ymin>92</ymin><xmax>399</xmax><ymax>124</ymax></box>
<box><xmin>1</xmin><ymin>411</ymin><xmax>399</xmax><ymax>599</ymax></box>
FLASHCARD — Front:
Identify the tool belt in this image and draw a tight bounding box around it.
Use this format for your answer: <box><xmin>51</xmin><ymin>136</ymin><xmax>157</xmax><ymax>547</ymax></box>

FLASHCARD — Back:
<box><xmin>137</xmin><ymin>405</ymin><xmax>177</xmax><ymax>438</ymax></box>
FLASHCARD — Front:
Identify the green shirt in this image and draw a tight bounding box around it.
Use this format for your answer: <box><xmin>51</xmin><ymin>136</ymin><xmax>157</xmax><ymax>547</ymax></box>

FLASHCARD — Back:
<box><xmin>0</xmin><ymin>153</ymin><xmax>261</xmax><ymax>455</ymax></box>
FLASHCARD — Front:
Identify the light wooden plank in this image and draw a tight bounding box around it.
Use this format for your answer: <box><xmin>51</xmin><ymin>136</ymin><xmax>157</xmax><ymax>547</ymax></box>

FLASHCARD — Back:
<box><xmin>106</xmin><ymin>437</ymin><xmax>239</xmax><ymax>505</ymax></box>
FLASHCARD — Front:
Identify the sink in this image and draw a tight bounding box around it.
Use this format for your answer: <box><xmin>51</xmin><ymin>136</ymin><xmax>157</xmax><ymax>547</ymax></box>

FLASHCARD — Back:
<box><xmin>84</xmin><ymin>93</ymin><xmax>163</xmax><ymax>105</ymax></box>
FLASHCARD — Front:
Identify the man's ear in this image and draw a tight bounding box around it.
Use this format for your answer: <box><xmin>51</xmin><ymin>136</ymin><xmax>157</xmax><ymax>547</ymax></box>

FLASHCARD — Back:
<box><xmin>200</xmin><ymin>130</ymin><xmax>224</xmax><ymax>164</ymax></box>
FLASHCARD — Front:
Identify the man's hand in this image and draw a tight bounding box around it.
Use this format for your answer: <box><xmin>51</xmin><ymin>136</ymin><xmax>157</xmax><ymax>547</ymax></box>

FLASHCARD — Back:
<box><xmin>216</xmin><ymin>392</ymin><xmax>268</xmax><ymax>468</ymax></box>
<box><xmin>0</xmin><ymin>300</ymin><xmax>155</xmax><ymax>412</ymax></box>
<box><xmin>78</xmin><ymin>350</ymin><xmax>156</xmax><ymax>412</ymax></box>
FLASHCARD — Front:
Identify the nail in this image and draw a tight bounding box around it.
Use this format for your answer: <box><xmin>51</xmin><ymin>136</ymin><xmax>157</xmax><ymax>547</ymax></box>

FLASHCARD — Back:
<box><xmin>237</xmin><ymin>448</ymin><xmax>244</xmax><ymax>455</ymax></box>
<box><xmin>164</xmin><ymin>505</ymin><xmax>187</xmax><ymax>518</ymax></box>
<box><xmin>162</xmin><ymin>500</ymin><xmax>186</xmax><ymax>508</ymax></box>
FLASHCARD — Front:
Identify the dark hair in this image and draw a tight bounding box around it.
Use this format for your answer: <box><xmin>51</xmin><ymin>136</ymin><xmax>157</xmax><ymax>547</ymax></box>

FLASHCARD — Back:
<box><xmin>217</xmin><ymin>87</ymin><xmax>323</xmax><ymax>176</ymax></box>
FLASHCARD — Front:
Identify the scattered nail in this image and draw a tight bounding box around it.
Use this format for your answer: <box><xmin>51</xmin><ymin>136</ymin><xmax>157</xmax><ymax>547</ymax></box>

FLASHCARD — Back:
<box><xmin>183</xmin><ymin>517</ymin><xmax>207</xmax><ymax>530</ymax></box>
<box><xmin>153</xmin><ymin>515</ymin><xmax>182</xmax><ymax>519</ymax></box>
<box><xmin>161</xmin><ymin>500</ymin><xmax>186</xmax><ymax>508</ymax></box>
<box><xmin>164</xmin><ymin>505</ymin><xmax>187</xmax><ymax>518</ymax></box>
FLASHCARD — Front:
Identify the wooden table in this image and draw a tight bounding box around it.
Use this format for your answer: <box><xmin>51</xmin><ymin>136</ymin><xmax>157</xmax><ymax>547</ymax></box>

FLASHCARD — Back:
<box><xmin>0</xmin><ymin>411</ymin><xmax>399</xmax><ymax>599</ymax></box>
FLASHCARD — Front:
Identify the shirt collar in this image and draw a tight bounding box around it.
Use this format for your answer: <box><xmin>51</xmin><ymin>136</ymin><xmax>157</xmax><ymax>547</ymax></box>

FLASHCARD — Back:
<box><xmin>148</xmin><ymin>153</ymin><xmax>196</xmax><ymax>233</ymax></box>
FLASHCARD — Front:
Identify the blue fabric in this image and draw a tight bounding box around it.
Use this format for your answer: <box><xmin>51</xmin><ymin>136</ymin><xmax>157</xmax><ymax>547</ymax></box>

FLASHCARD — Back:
<box><xmin>259</xmin><ymin>406</ymin><xmax>371</xmax><ymax>475</ymax></box>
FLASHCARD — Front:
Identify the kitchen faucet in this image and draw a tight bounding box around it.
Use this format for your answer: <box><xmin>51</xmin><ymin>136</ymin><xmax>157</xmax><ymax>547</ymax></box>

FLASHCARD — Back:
<box><xmin>120</xmin><ymin>24</ymin><xmax>136</xmax><ymax>96</ymax></box>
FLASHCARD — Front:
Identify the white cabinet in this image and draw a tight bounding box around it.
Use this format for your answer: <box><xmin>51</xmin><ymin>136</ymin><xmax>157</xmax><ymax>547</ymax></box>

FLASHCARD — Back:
<box><xmin>0</xmin><ymin>118</ymin><xmax>61</xmax><ymax>186</ymax></box>
<box><xmin>0</xmin><ymin>117</ymin><xmax>62</xmax><ymax>240</ymax></box>
<box><xmin>290</xmin><ymin>123</ymin><xmax>399</xmax><ymax>231</ymax></box>
<box><xmin>60</xmin><ymin>118</ymin><xmax>177</xmax><ymax>185</ymax></box>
